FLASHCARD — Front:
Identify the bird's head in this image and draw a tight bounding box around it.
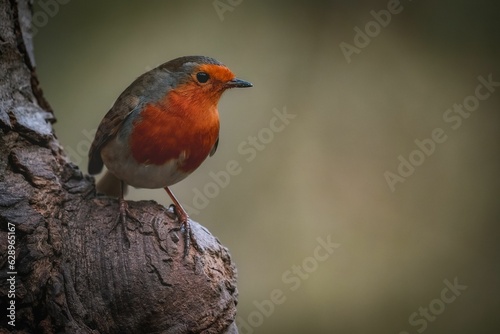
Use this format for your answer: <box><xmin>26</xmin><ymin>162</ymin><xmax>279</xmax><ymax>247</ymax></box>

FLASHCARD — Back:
<box><xmin>161</xmin><ymin>56</ymin><xmax>252</xmax><ymax>114</ymax></box>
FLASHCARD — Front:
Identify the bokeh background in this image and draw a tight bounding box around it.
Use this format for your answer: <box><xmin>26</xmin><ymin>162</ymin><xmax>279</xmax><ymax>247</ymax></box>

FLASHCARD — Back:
<box><xmin>34</xmin><ymin>0</ymin><xmax>500</xmax><ymax>333</ymax></box>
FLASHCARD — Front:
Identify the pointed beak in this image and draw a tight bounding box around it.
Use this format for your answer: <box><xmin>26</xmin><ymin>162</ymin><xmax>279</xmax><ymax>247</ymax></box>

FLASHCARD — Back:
<box><xmin>225</xmin><ymin>78</ymin><xmax>253</xmax><ymax>88</ymax></box>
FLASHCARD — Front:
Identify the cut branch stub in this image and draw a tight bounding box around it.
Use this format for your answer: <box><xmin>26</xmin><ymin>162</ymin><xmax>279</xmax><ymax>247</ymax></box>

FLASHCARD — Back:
<box><xmin>59</xmin><ymin>198</ymin><xmax>239</xmax><ymax>333</ymax></box>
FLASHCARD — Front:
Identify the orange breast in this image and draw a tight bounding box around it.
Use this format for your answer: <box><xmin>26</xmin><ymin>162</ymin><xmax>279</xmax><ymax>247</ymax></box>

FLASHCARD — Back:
<box><xmin>129</xmin><ymin>89</ymin><xmax>220</xmax><ymax>173</ymax></box>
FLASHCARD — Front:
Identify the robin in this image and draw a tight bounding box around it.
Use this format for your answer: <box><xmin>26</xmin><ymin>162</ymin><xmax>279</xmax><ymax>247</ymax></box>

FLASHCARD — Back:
<box><xmin>88</xmin><ymin>55</ymin><xmax>252</xmax><ymax>254</ymax></box>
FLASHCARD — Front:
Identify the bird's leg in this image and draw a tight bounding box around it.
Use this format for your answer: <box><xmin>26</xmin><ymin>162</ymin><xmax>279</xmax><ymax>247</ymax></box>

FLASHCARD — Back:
<box><xmin>110</xmin><ymin>180</ymin><xmax>134</xmax><ymax>246</ymax></box>
<box><xmin>164</xmin><ymin>187</ymin><xmax>197</xmax><ymax>257</ymax></box>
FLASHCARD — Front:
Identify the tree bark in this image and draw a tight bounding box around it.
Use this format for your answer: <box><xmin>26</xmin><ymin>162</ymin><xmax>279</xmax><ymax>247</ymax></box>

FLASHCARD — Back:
<box><xmin>0</xmin><ymin>1</ymin><xmax>238</xmax><ymax>333</ymax></box>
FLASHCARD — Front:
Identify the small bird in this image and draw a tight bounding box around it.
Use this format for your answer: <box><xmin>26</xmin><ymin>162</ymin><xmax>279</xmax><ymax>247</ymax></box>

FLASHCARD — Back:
<box><xmin>88</xmin><ymin>56</ymin><xmax>252</xmax><ymax>254</ymax></box>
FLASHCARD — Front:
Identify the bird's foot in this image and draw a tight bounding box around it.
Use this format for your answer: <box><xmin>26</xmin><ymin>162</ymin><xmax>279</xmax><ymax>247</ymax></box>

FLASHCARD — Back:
<box><xmin>167</xmin><ymin>204</ymin><xmax>200</xmax><ymax>257</ymax></box>
<box><xmin>110</xmin><ymin>198</ymin><xmax>139</xmax><ymax>247</ymax></box>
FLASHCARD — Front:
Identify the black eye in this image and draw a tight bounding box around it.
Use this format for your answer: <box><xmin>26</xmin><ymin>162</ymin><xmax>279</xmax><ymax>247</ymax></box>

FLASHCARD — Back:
<box><xmin>196</xmin><ymin>72</ymin><xmax>210</xmax><ymax>83</ymax></box>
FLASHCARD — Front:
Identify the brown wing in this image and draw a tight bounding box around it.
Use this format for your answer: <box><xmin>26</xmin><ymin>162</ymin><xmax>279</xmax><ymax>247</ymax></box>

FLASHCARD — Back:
<box><xmin>88</xmin><ymin>94</ymin><xmax>140</xmax><ymax>175</ymax></box>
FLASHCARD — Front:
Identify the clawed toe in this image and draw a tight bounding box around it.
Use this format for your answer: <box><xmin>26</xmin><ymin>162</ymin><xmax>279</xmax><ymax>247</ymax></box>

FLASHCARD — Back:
<box><xmin>109</xmin><ymin>198</ymin><xmax>140</xmax><ymax>247</ymax></box>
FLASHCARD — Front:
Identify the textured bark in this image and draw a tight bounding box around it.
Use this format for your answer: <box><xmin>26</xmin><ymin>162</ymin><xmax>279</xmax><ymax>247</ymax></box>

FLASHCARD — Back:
<box><xmin>0</xmin><ymin>1</ymin><xmax>238</xmax><ymax>333</ymax></box>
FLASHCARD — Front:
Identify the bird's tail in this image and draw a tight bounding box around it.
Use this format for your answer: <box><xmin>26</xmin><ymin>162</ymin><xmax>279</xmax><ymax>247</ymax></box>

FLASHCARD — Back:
<box><xmin>96</xmin><ymin>170</ymin><xmax>128</xmax><ymax>198</ymax></box>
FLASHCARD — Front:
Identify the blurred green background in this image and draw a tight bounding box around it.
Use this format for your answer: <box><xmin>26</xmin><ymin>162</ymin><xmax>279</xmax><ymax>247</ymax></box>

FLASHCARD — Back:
<box><xmin>34</xmin><ymin>0</ymin><xmax>500</xmax><ymax>333</ymax></box>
